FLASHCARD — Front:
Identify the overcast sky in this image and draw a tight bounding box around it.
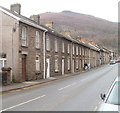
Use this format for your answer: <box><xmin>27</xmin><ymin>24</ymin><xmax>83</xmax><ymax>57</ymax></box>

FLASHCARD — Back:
<box><xmin>0</xmin><ymin>0</ymin><xmax>119</xmax><ymax>22</ymax></box>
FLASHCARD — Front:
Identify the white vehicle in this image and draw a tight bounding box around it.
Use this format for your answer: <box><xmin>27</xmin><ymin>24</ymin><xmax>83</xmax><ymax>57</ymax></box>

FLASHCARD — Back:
<box><xmin>97</xmin><ymin>77</ymin><xmax>119</xmax><ymax>111</ymax></box>
<box><xmin>110</xmin><ymin>59</ymin><xmax>116</xmax><ymax>64</ymax></box>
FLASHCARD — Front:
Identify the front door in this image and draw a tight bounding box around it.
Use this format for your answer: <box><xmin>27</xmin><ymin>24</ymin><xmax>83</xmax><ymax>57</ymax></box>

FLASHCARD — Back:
<box><xmin>46</xmin><ymin>58</ymin><xmax>50</xmax><ymax>78</ymax></box>
<box><xmin>22</xmin><ymin>55</ymin><xmax>27</xmax><ymax>81</ymax></box>
<box><xmin>72</xmin><ymin>59</ymin><xmax>74</xmax><ymax>73</ymax></box>
<box><xmin>62</xmin><ymin>59</ymin><xmax>65</xmax><ymax>75</ymax></box>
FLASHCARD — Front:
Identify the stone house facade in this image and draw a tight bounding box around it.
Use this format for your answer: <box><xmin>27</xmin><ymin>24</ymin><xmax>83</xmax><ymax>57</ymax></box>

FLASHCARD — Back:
<box><xmin>0</xmin><ymin>4</ymin><xmax>47</xmax><ymax>82</ymax></box>
<box><xmin>0</xmin><ymin>4</ymin><xmax>111</xmax><ymax>83</ymax></box>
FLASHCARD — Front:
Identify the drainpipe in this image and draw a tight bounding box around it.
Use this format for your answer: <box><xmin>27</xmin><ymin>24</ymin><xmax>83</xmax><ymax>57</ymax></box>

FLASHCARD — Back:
<box><xmin>43</xmin><ymin>30</ymin><xmax>48</xmax><ymax>79</ymax></box>
<box><xmin>89</xmin><ymin>49</ymin><xmax>91</xmax><ymax>64</ymax></box>
<box><xmin>11</xmin><ymin>26</ymin><xmax>17</xmax><ymax>82</ymax></box>
<box><xmin>71</xmin><ymin>41</ymin><xmax>73</xmax><ymax>73</ymax></box>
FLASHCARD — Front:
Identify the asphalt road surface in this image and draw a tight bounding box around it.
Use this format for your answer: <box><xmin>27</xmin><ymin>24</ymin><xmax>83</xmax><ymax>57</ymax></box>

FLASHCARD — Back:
<box><xmin>2</xmin><ymin>63</ymin><xmax>118</xmax><ymax>111</ymax></box>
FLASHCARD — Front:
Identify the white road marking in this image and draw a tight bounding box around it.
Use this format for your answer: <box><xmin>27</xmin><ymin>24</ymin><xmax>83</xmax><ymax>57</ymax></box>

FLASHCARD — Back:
<box><xmin>81</xmin><ymin>77</ymin><xmax>90</xmax><ymax>81</ymax></box>
<box><xmin>94</xmin><ymin>106</ymin><xmax>98</xmax><ymax>111</ymax></box>
<box><xmin>1</xmin><ymin>95</ymin><xmax>46</xmax><ymax>112</ymax></box>
<box><xmin>58</xmin><ymin>82</ymin><xmax>77</xmax><ymax>91</ymax></box>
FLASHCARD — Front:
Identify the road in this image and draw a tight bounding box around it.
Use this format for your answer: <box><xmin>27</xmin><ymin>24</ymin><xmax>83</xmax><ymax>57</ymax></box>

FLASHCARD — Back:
<box><xmin>2</xmin><ymin>64</ymin><xmax>118</xmax><ymax>111</ymax></box>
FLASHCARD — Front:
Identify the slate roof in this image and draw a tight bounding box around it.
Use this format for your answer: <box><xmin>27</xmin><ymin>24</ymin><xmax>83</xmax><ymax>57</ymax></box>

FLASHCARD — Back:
<box><xmin>0</xmin><ymin>6</ymin><xmax>47</xmax><ymax>31</ymax></box>
<box><xmin>0</xmin><ymin>5</ymin><xmax>108</xmax><ymax>52</ymax></box>
<box><xmin>41</xmin><ymin>25</ymin><xmax>100</xmax><ymax>51</ymax></box>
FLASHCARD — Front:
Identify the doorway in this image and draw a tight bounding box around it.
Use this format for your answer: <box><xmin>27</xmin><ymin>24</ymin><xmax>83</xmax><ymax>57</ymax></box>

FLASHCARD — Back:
<box><xmin>72</xmin><ymin>59</ymin><xmax>74</xmax><ymax>73</ymax></box>
<box><xmin>46</xmin><ymin>58</ymin><xmax>50</xmax><ymax>78</ymax></box>
<box><xmin>22</xmin><ymin>54</ymin><xmax>27</xmax><ymax>81</ymax></box>
<box><xmin>62</xmin><ymin>59</ymin><xmax>65</xmax><ymax>75</ymax></box>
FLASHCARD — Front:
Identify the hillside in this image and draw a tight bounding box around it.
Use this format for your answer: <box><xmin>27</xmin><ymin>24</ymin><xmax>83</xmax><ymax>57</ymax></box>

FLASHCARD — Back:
<box><xmin>39</xmin><ymin>10</ymin><xmax>118</xmax><ymax>50</ymax></box>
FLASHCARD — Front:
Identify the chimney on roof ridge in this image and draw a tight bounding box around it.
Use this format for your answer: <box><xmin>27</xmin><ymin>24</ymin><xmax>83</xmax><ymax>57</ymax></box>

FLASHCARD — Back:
<box><xmin>30</xmin><ymin>15</ymin><xmax>40</xmax><ymax>25</ymax></box>
<box><xmin>44</xmin><ymin>21</ymin><xmax>53</xmax><ymax>29</ymax></box>
<box><xmin>10</xmin><ymin>3</ymin><xmax>21</xmax><ymax>15</ymax></box>
<box><xmin>61</xmin><ymin>31</ymin><xmax>72</xmax><ymax>38</ymax></box>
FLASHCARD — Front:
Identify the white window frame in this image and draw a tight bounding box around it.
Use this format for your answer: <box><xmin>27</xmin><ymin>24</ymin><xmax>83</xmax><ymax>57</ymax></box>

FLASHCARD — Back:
<box><xmin>35</xmin><ymin>31</ymin><xmax>40</xmax><ymax>49</ymax></box>
<box><xmin>85</xmin><ymin>49</ymin><xmax>86</xmax><ymax>56</ymax></box>
<box><xmin>67</xmin><ymin>44</ymin><xmax>70</xmax><ymax>53</ymax></box>
<box><xmin>79</xmin><ymin>47</ymin><xmax>81</xmax><ymax>55</ymax></box>
<box><xmin>76</xmin><ymin>46</ymin><xmax>78</xmax><ymax>55</ymax></box>
<box><xmin>62</xmin><ymin>42</ymin><xmax>65</xmax><ymax>53</ymax></box>
<box><xmin>67</xmin><ymin>57</ymin><xmax>70</xmax><ymax>70</ymax></box>
<box><xmin>46</xmin><ymin>36</ymin><xmax>50</xmax><ymax>51</ymax></box>
<box><xmin>0</xmin><ymin>58</ymin><xmax>7</xmax><ymax>72</ymax></box>
<box><xmin>55</xmin><ymin>38</ymin><xmax>58</xmax><ymax>52</ymax></box>
<box><xmin>76</xmin><ymin>59</ymin><xmax>79</xmax><ymax>69</ymax></box>
<box><xmin>55</xmin><ymin>57</ymin><xmax>59</xmax><ymax>72</ymax></box>
<box><xmin>36</xmin><ymin>55</ymin><xmax>40</xmax><ymax>71</ymax></box>
<box><xmin>79</xmin><ymin>59</ymin><xmax>82</xmax><ymax>69</ymax></box>
<box><xmin>21</xmin><ymin>26</ymin><xmax>27</xmax><ymax>46</ymax></box>
<box><xmin>72</xmin><ymin>44</ymin><xmax>75</xmax><ymax>54</ymax></box>
<box><xmin>82</xmin><ymin>48</ymin><xmax>84</xmax><ymax>56</ymax></box>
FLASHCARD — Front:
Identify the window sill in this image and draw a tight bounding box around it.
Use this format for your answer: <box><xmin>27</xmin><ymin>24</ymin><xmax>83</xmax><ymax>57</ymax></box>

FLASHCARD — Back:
<box><xmin>36</xmin><ymin>48</ymin><xmax>40</xmax><ymax>50</ymax></box>
<box><xmin>55</xmin><ymin>70</ymin><xmax>59</xmax><ymax>72</ymax></box>
<box><xmin>36</xmin><ymin>71</ymin><xmax>41</xmax><ymax>74</ymax></box>
<box><xmin>21</xmin><ymin>45</ymin><xmax>28</xmax><ymax>48</ymax></box>
<box><xmin>46</xmin><ymin>50</ymin><xmax>50</xmax><ymax>52</ymax></box>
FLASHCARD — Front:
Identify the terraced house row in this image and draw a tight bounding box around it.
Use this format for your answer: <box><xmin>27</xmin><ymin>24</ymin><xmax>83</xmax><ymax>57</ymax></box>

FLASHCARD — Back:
<box><xmin>0</xmin><ymin>4</ymin><xmax>112</xmax><ymax>82</ymax></box>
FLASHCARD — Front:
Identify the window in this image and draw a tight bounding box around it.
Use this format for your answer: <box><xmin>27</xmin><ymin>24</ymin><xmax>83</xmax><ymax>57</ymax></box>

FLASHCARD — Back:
<box><xmin>36</xmin><ymin>55</ymin><xmax>40</xmax><ymax>71</ymax></box>
<box><xmin>82</xmin><ymin>48</ymin><xmax>84</xmax><ymax>56</ymax></box>
<box><xmin>79</xmin><ymin>60</ymin><xmax>82</xmax><ymax>69</ymax></box>
<box><xmin>85</xmin><ymin>49</ymin><xmax>86</xmax><ymax>56</ymax></box>
<box><xmin>21</xmin><ymin>26</ymin><xmax>27</xmax><ymax>46</ymax></box>
<box><xmin>76</xmin><ymin>59</ymin><xmax>79</xmax><ymax>69</ymax></box>
<box><xmin>72</xmin><ymin>44</ymin><xmax>75</xmax><ymax>54</ymax></box>
<box><xmin>55</xmin><ymin>57</ymin><xmax>59</xmax><ymax>72</ymax></box>
<box><xmin>76</xmin><ymin>46</ymin><xmax>78</xmax><ymax>55</ymax></box>
<box><xmin>67</xmin><ymin>57</ymin><xmax>70</xmax><ymax>70</ymax></box>
<box><xmin>0</xmin><ymin>58</ymin><xmax>7</xmax><ymax>72</ymax></box>
<box><xmin>55</xmin><ymin>38</ymin><xmax>58</xmax><ymax>52</ymax></box>
<box><xmin>35</xmin><ymin>31</ymin><xmax>40</xmax><ymax>49</ymax></box>
<box><xmin>67</xmin><ymin>44</ymin><xmax>70</xmax><ymax>53</ymax></box>
<box><xmin>106</xmin><ymin>82</ymin><xmax>120</xmax><ymax>105</ymax></box>
<box><xmin>46</xmin><ymin>36</ymin><xmax>50</xmax><ymax>51</ymax></box>
<box><xmin>62</xmin><ymin>42</ymin><xmax>64</xmax><ymax>53</ymax></box>
<box><xmin>79</xmin><ymin>47</ymin><xmax>81</xmax><ymax>55</ymax></box>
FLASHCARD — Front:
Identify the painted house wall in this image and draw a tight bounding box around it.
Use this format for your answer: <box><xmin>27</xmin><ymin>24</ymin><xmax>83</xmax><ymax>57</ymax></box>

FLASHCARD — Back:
<box><xmin>1</xmin><ymin>10</ymin><xmax>19</xmax><ymax>81</ymax></box>
<box><xmin>0</xmin><ymin>11</ymin><xmax>2</xmax><ymax>56</ymax></box>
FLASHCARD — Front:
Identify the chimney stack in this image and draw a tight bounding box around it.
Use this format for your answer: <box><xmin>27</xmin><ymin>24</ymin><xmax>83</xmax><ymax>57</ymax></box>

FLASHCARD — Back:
<box><xmin>30</xmin><ymin>15</ymin><xmax>40</xmax><ymax>25</ymax></box>
<box><xmin>44</xmin><ymin>21</ymin><xmax>53</xmax><ymax>29</ymax></box>
<box><xmin>10</xmin><ymin>3</ymin><xmax>21</xmax><ymax>15</ymax></box>
<box><xmin>61</xmin><ymin>30</ymin><xmax>72</xmax><ymax>38</ymax></box>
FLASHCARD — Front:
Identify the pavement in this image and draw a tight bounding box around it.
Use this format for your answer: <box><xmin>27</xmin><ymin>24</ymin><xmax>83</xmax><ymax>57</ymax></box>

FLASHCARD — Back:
<box><xmin>1</xmin><ymin>71</ymin><xmax>85</xmax><ymax>93</ymax></box>
<box><xmin>0</xmin><ymin>64</ymin><xmax>108</xmax><ymax>93</ymax></box>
